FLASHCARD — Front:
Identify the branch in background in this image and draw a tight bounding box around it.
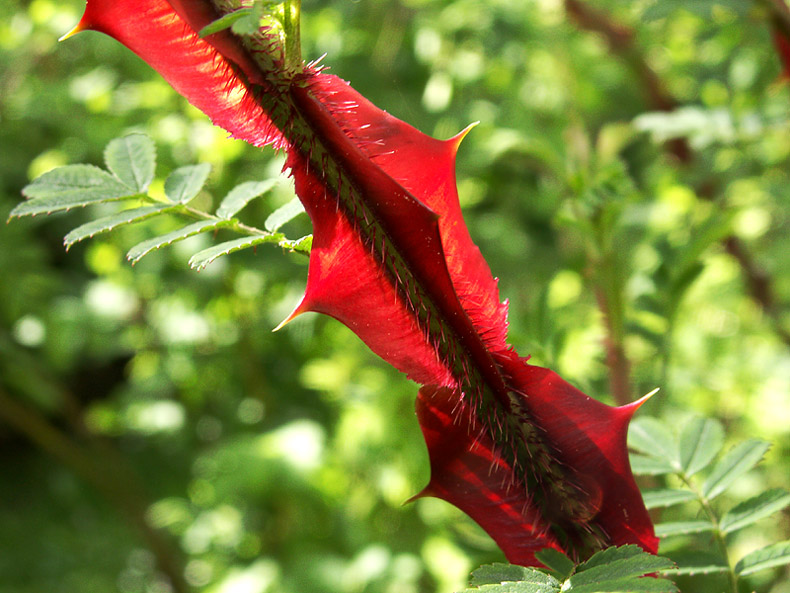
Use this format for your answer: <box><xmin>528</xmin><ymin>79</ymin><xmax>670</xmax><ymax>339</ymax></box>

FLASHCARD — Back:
<box><xmin>564</xmin><ymin>0</ymin><xmax>790</xmax><ymax>349</ymax></box>
<box><xmin>594</xmin><ymin>287</ymin><xmax>632</xmax><ymax>407</ymax></box>
<box><xmin>723</xmin><ymin>237</ymin><xmax>790</xmax><ymax>346</ymax></box>
<box><xmin>0</xmin><ymin>387</ymin><xmax>190</xmax><ymax>593</ymax></box>
<box><xmin>563</xmin><ymin>0</ymin><xmax>691</xmax><ymax>163</ymax></box>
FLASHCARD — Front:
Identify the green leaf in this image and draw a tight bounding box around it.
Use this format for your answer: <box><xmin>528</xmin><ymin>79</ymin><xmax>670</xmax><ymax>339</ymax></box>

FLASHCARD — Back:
<box><xmin>735</xmin><ymin>540</ymin><xmax>790</xmax><ymax>576</ymax></box>
<box><xmin>12</xmin><ymin>165</ymin><xmax>137</xmax><ymax>217</ymax></box>
<box><xmin>679</xmin><ymin>417</ymin><xmax>724</xmax><ymax>477</ymax></box>
<box><xmin>568</xmin><ymin>546</ymin><xmax>676</xmax><ymax>592</ymax></box>
<box><xmin>232</xmin><ymin>2</ymin><xmax>265</xmax><ymax>35</ymax></box>
<box><xmin>575</xmin><ymin>545</ymin><xmax>643</xmax><ymax>570</ymax></box>
<box><xmin>569</xmin><ymin>577</ymin><xmax>677</xmax><ymax>592</ymax></box>
<box><xmin>534</xmin><ymin>548</ymin><xmax>575</xmax><ymax>580</ymax></box>
<box><xmin>701</xmin><ymin>439</ymin><xmax>771</xmax><ymax>501</ymax></box>
<box><xmin>188</xmin><ymin>234</ymin><xmax>280</xmax><ymax>271</ymax></box>
<box><xmin>464</xmin><ymin>563</ymin><xmax>559</xmax><ymax>593</ymax></box>
<box><xmin>642</xmin><ymin>489</ymin><xmax>697</xmax><ymax>510</ymax></box>
<box><xmin>164</xmin><ymin>163</ymin><xmax>212</xmax><ymax>204</ymax></box>
<box><xmin>264</xmin><ymin>197</ymin><xmax>305</xmax><ymax>232</ymax></box>
<box><xmin>280</xmin><ymin>234</ymin><xmax>312</xmax><ymax>254</ymax></box>
<box><xmin>720</xmin><ymin>489</ymin><xmax>790</xmax><ymax>534</ymax></box>
<box><xmin>654</xmin><ymin>521</ymin><xmax>715</xmax><ymax>537</ymax></box>
<box><xmin>661</xmin><ymin>564</ymin><xmax>728</xmax><ymax>576</ymax></box>
<box><xmin>64</xmin><ymin>204</ymin><xmax>179</xmax><ymax>250</ymax></box>
<box><xmin>659</xmin><ymin>552</ymin><xmax>729</xmax><ymax>576</ymax></box>
<box><xmin>104</xmin><ymin>133</ymin><xmax>156</xmax><ymax>192</ymax></box>
<box><xmin>198</xmin><ymin>7</ymin><xmax>253</xmax><ymax>37</ymax></box>
<box><xmin>469</xmin><ymin>564</ymin><xmax>554</xmax><ymax>587</ymax></box>
<box><xmin>628</xmin><ymin>418</ymin><xmax>679</xmax><ymax>469</ymax></box>
<box><xmin>127</xmin><ymin>220</ymin><xmax>228</xmax><ymax>264</ymax></box>
<box><xmin>629</xmin><ymin>454</ymin><xmax>676</xmax><ymax>476</ymax></box>
<box><xmin>216</xmin><ymin>180</ymin><xmax>277</xmax><ymax>219</ymax></box>
<box><xmin>21</xmin><ymin>165</ymin><xmax>128</xmax><ymax>199</ymax></box>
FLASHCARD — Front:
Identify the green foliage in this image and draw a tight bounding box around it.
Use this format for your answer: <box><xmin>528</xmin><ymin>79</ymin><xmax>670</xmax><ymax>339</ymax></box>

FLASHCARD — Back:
<box><xmin>462</xmin><ymin>547</ymin><xmax>677</xmax><ymax>593</ymax></box>
<box><xmin>629</xmin><ymin>416</ymin><xmax>790</xmax><ymax>588</ymax></box>
<box><xmin>10</xmin><ymin>133</ymin><xmax>311</xmax><ymax>269</ymax></box>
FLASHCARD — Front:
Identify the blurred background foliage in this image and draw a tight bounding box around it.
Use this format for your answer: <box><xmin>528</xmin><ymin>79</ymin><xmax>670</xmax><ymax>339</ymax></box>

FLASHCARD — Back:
<box><xmin>1</xmin><ymin>0</ymin><xmax>789</xmax><ymax>592</ymax></box>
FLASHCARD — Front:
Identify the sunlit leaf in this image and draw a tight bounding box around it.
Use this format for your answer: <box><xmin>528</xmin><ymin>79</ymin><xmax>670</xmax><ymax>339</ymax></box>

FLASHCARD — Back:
<box><xmin>660</xmin><ymin>565</ymin><xmax>728</xmax><ymax>576</ymax></box>
<box><xmin>164</xmin><ymin>163</ymin><xmax>212</xmax><ymax>204</ymax></box>
<box><xmin>628</xmin><ymin>418</ymin><xmax>679</xmax><ymax>469</ymax></box>
<box><xmin>104</xmin><ymin>133</ymin><xmax>156</xmax><ymax>192</ymax></box>
<box><xmin>188</xmin><ymin>234</ymin><xmax>280</xmax><ymax>271</ymax></box>
<box><xmin>264</xmin><ymin>197</ymin><xmax>305</xmax><ymax>232</ymax></box>
<box><xmin>568</xmin><ymin>546</ymin><xmax>676</xmax><ymax>592</ymax></box>
<box><xmin>702</xmin><ymin>440</ymin><xmax>771</xmax><ymax>501</ymax></box>
<box><xmin>127</xmin><ymin>220</ymin><xmax>228</xmax><ymax>264</ymax></box>
<box><xmin>629</xmin><ymin>454</ymin><xmax>676</xmax><ymax>476</ymax></box>
<box><xmin>720</xmin><ymin>489</ymin><xmax>790</xmax><ymax>534</ymax></box>
<box><xmin>655</xmin><ymin>521</ymin><xmax>715</xmax><ymax>538</ymax></box>
<box><xmin>534</xmin><ymin>548</ymin><xmax>574</xmax><ymax>580</ymax></box>
<box><xmin>734</xmin><ymin>540</ymin><xmax>790</xmax><ymax>576</ymax></box>
<box><xmin>278</xmin><ymin>234</ymin><xmax>312</xmax><ymax>254</ymax></box>
<box><xmin>679</xmin><ymin>417</ymin><xmax>724</xmax><ymax>477</ymax></box>
<box><xmin>467</xmin><ymin>563</ymin><xmax>559</xmax><ymax>591</ymax></box>
<box><xmin>12</xmin><ymin>165</ymin><xmax>136</xmax><ymax>217</ymax></box>
<box><xmin>216</xmin><ymin>179</ymin><xmax>277</xmax><ymax>219</ymax></box>
<box><xmin>64</xmin><ymin>204</ymin><xmax>179</xmax><ymax>249</ymax></box>
<box><xmin>642</xmin><ymin>488</ymin><xmax>697</xmax><ymax>510</ymax></box>
<box><xmin>198</xmin><ymin>7</ymin><xmax>253</xmax><ymax>37</ymax></box>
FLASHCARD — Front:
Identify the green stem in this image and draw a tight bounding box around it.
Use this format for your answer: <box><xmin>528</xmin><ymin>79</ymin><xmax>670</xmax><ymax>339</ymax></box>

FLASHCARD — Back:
<box><xmin>679</xmin><ymin>473</ymin><xmax>739</xmax><ymax>593</ymax></box>
<box><xmin>282</xmin><ymin>0</ymin><xmax>302</xmax><ymax>72</ymax></box>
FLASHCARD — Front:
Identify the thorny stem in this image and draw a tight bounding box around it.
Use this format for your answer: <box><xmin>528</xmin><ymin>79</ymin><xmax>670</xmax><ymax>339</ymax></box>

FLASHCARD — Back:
<box><xmin>678</xmin><ymin>472</ymin><xmax>739</xmax><ymax>593</ymax></box>
<box><xmin>565</xmin><ymin>0</ymin><xmax>790</xmax><ymax>349</ymax></box>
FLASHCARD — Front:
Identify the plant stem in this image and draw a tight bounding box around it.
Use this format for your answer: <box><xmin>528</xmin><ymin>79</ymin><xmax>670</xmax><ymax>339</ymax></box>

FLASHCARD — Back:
<box><xmin>282</xmin><ymin>0</ymin><xmax>302</xmax><ymax>72</ymax></box>
<box><xmin>679</xmin><ymin>472</ymin><xmax>739</xmax><ymax>593</ymax></box>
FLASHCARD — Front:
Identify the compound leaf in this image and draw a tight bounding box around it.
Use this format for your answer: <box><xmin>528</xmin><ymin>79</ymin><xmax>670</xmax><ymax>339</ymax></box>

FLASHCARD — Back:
<box><xmin>679</xmin><ymin>417</ymin><xmax>724</xmax><ymax>477</ymax></box>
<box><xmin>734</xmin><ymin>540</ymin><xmax>790</xmax><ymax>576</ymax></box>
<box><xmin>464</xmin><ymin>563</ymin><xmax>559</xmax><ymax>593</ymax></box>
<box><xmin>104</xmin><ymin>133</ymin><xmax>156</xmax><ymax>191</ymax></box>
<box><xmin>188</xmin><ymin>234</ymin><xmax>280</xmax><ymax>271</ymax></box>
<box><xmin>264</xmin><ymin>196</ymin><xmax>305</xmax><ymax>231</ymax></box>
<box><xmin>127</xmin><ymin>219</ymin><xmax>228</xmax><ymax>264</ymax></box>
<box><xmin>628</xmin><ymin>418</ymin><xmax>679</xmax><ymax>469</ymax></box>
<box><xmin>642</xmin><ymin>489</ymin><xmax>697</xmax><ymax>510</ymax></box>
<box><xmin>216</xmin><ymin>179</ymin><xmax>277</xmax><ymax>219</ymax></box>
<box><xmin>654</xmin><ymin>521</ymin><xmax>715</xmax><ymax>538</ymax></box>
<box><xmin>701</xmin><ymin>440</ymin><xmax>771</xmax><ymax>501</ymax></box>
<box><xmin>164</xmin><ymin>163</ymin><xmax>212</xmax><ymax>204</ymax></box>
<box><xmin>720</xmin><ymin>489</ymin><xmax>790</xmax><ymax>534</ymax></box>
<box><xmin>13</xmin><ymin>165</ymin><xmax>136</xmax><ymax>217</ymax></box>
<box><xmin>64</xmin><ymin>204</ymin><xmax>179</xmax><ymax>249</ymax></box>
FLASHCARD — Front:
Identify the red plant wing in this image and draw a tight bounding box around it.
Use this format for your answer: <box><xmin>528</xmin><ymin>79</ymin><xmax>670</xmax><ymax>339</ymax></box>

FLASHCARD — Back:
<box><xmin>70</xmin><ymin>0</ymin><xmax>657</xmax><ymax>566</ymax></box>
<box><xmin>416</xmin><ymin>385</ymin><xmax>563</xmax><ymax>566</ymax></box>
<box><xmin>302</xmin><ymin>75</ymin><xmax>510</xmax><ymax>354</ymax></box>
<box><xmin>283</xmin><ymin>146</ymin><xmax>456</xmax><ymax>386</ymax></box>
<box><xmin>73</xmin><ymin>0</ymin><xmax>286</xmax><ymax>149</ymax></box>
<box><xmin>502</xmin><ymin>357</ymin><xmax>658</xmax><ymax>554</ymax></box>
<box><xmin>416</xmin><ymin>361</ymin><xmax>657</xmax><ymax>567</ymax></box>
